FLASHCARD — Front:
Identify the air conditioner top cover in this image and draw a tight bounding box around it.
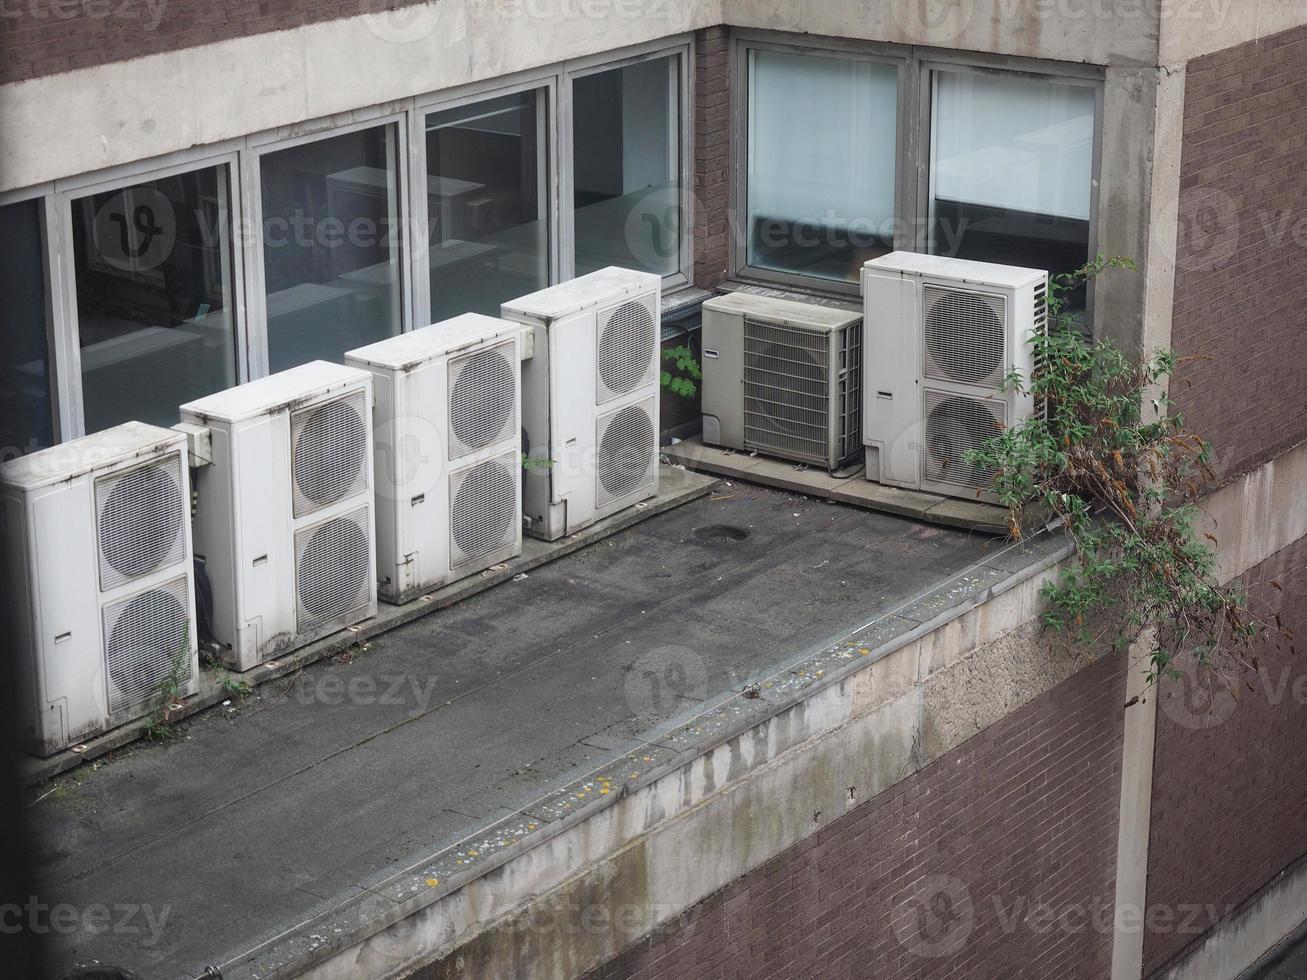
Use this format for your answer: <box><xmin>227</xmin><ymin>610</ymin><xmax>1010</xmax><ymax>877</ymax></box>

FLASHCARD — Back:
<box><xmin>864</xmin><ymin>252</ymin><xmax>1046</xmax><ymax>291</ymax></box>
<box><xmin>703</xmin><ymin>292</ymin><xmax>862</xmax><ymax>333</ymax></box>
<box><xmin>501</xmin><ymin>266</ymin><xmax>660</xmax><ymax>325</ymax></box>
<box><xmin>179</xmin><ymin>360</ymin><xmax>370</xmax><ymax>423</ymax></box>
<box><xmin>346</xmin><ymin>314</ymin><xmax>521</xmax><ymax>370</ymax></box>
<box><xmin>0</xmin><ymin>421</ymin><xmax>183</xmax><ymax>491</ymax></box>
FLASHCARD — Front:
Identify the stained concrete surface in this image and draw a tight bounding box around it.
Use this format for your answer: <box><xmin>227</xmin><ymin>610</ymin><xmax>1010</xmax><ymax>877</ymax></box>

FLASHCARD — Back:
<box><xmin>30</xmin><ymin>483</ymin><xmax>1021</xmax><ymax>978</ymax></box>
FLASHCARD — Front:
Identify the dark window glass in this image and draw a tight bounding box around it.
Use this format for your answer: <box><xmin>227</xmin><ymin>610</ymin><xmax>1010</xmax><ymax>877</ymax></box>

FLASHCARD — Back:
<box><xmin>260</xmin><ymin>125</ymin><xmax>403</xmax><ymax>371</ymax></box>
<box><xmin>572</xmin><ymin>55</ymin><xmax>681</xmax><ymax>279</ymax></box>
<box><xmin>71</xmin><ymin>166</ymin><xmax>238</xmax><ymax>432</ymax></box>
<box><xmin>425</xmin><ymin>91</ymin><xmax>550</xmax><ymax>323</ymax></box>
<box><xmin>0</xmin><ymin>199</ymin><xmax>54</xmax><ymax>458</ymax></box>
<box><xmin>930</xmin><ymin>71</ymin><xmax>1094</xmax><ymax>310</ymax></box>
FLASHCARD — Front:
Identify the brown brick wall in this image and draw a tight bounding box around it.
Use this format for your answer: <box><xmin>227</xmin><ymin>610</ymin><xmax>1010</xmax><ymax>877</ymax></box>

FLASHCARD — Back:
<box><xmin>583</xmin><ymin>652</ymin><xmax>1126</xmax><ymax>980</ymax></box>
<box><xmin>0</xmin><ymin>0</ymin><xmax>428</xmax><ymax>85</ymax></box>
<box><xmin>1143</xmin><ymin>533</ymin><xmax>1307</xmax><ymax>975</ymax></box>
<box><xmin>1170</xmin><ymin>25</ymin><xmax>1307</xmax><ymax>482</ymax></box>
<box><xmin>693</xmin><ymin>25</ymin><xmax>730</xmax><ymax>291</ymax></box>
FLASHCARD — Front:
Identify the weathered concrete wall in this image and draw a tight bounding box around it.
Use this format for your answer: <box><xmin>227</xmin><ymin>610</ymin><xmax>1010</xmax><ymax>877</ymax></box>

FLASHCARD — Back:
<box><xmin>0</xmin><ymin>1</ymin><xmax>722</xmax><ymax>191</ymax></box>
<box><xmin>576</xmin><ymin>648</ymin><xmax>1125</xmax><ymax>980</ymax></box>
<box><xmin>248</xmin><ymin>554</ymin><xmax>1137</xmax><ymax>980</ymax></box>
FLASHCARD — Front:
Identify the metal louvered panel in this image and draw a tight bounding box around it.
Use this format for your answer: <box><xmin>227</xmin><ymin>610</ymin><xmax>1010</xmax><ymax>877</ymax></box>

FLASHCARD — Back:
<box><xmin>595</xmin><ymin>398</ymin><xmax>657</xmax><ymax>508</ymax></box>
<box><xmin>448</xmin><ymin>451</ymin><xmax>518</xmax><ymax>569</ymax></box>
<box><xmin>102</xmin><ymin>576</ymin><xmax>192</xmax><ymax>715</ymax></box>
<box><xmin>290</xmin><ymin>390</ymin><xmax>369</xmax><ymax>518</ymax></box>
<box><xmin>922</xmin><ymin>286</ymin><xmax>1007</xmax><ymax>389</ymax></box>
<box><xmin>1032</xmin><ymin>279</ymin><xmax>1050</xmax><ymax>421</ymax></box>
<box><xmin>835</xmin><ymin>321</ymin><xmax>863</xmax><ymax>467</ymax></box>
<box><xmin>448</xmin><ymin>341</ymin><xmax>518</xmax><ymax>460</ymax></box>
<box><xmin>294</xmin><ymin>506</ymin><xmax>372</xmax><ymax>631</ymax></box>
<box><xmin>922</xmin><ymin>389</ymin><xmax>1007</xmax><ymax>491</ymax></box>
<box><xmin>95</xmin><ymin>453</ymin><xmax>186</xmax><ymax>592</ymax></box>
<box><xmin>595</xmin><ymin>295</ymin><xmax>657</xmax><ymax>404</ymax></box>
<box><xmin>743</xmin><ymin>317</ymin><xmax>832</xmax><ymax>468</ymax></box>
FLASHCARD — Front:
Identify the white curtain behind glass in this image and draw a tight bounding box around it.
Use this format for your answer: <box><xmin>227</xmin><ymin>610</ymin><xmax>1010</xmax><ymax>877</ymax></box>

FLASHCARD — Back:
<box><xmin>931</xmin><ymin>72</ymin><xmax>1094</xmax><ymax>220</ymax></box>
<box><xmin>748</xmin><ymin>50</ymin><xmax>898</xmax><ymax>232</ymax></box>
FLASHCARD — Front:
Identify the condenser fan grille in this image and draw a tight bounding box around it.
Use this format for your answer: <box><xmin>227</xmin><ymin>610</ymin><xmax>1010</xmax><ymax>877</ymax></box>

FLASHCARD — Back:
<box><xmin>96</xmin><ymin>454</ymin><xmax>186</xmax><ymax>591</ymax></box>
<box><xmin>291</xmin><ymin>391</ymin><xmax>368</xmax><ymax>517</ymax></box>
<box><xmin>923</xmin><ymin>286</ymin><xmax>1006</xmax><ymax>387</ymax></box>
<box><xmin>743</xmin><ymin>318</ymin><xmax>832</xmax><ymax>467</ymax></box>
<box><xmin>596</xmin><ymin>297</ymin><xmax>657</xmax><ymax>403</ymax></box>
<box><xmin>449</xmin><ymin>343</ymin><xmax>517</xmax><ymax>458</ymax></box>
<box><xmin>922</xmin><ymin>390</ymin><xmax>1006</xmax><ymax>491</ymax></box>
<box><xmin>449</xmin><ymin>452</ymin><xmax>517</xmax><ymax>568</ymax></box>
<box><xmin>102</xmin><ymin>577</ymin><xmax>191</xmax><ymax>715</ymax></box>
<box><xmin>295</xmin><ymin>507</ymin><xmax>371</xmax><ymax>628</ymax></box>
<box><xmin>596</xmin><ymin>400</ymin><xmax>656</xmax><ymax>505</ymax></box>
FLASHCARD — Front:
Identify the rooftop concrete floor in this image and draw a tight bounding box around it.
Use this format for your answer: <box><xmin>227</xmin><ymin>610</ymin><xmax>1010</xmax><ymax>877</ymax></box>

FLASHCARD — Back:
<box><xmin>29</xmin><ymin>481</ymin><xmax>1059</xmax><ymax>979</ymax></box>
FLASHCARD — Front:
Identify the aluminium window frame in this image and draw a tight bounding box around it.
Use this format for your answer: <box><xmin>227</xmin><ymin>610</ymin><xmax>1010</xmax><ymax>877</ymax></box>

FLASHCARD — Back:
<box><xmin>731</xmin><ymin>31</ymin><xmax>1106</xmax><ymax>317</ymax></box>
<box><xmin>0</xmin><ymin>183</ymin><xmax>68</xmax><ymax>445</ymax></box>
<box><xmin>915</xmin><ymin>54</ymin><xmax>1105</xmax><ymax>325</ymax></box>
<box><xmin>562</xmin><ymin>38</ymin><xmax>695</xmax><ymax>290</ymax></box>
<box><xmin>50</xmin><ymin>146</ymin><xmax>248</xmax><ymax>439</ymax></box>
<box><xmin>730</xmin><ymin>30</ymin><xmax>915</xmax><ymax>298</ymax></box>
<box><xmin>411</xmin><ymin>72</ymin><xmax>562</xmax><ymax>327</ymax></box>
<box><xmin>242</xmin><ymin>105</ymin><xmax>412</xmax><ymax>379</ymax></box>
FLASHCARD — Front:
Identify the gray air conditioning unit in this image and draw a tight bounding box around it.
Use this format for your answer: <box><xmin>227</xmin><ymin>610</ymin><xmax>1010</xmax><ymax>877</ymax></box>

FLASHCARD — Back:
<box><xmin>700</xmin><ymin>292</ymin><xmax>863</xmax><ymax>472</ymax></box>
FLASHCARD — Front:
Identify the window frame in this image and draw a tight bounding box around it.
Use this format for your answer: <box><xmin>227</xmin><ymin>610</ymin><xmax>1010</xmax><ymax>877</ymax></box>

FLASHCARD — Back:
<box><xmin>52</xmin><ymin>148</ymin><xmax>248</xmax><ymax>438</ymax></box>
<box><xmin>0</xmin><ymin>184</ymin><xmax>67</xmax><ymax>446</ymax></box>
<box><xmin>243</xmin><ymin>107</ymin><xmax>412</xmax><ymax>378</ymax></box>
<box><xmin>412</xmin><ymin>72</ymin><xmax>561</xmax><ymax>327</ymax></box>
<box><xmin>915</xmin><ymin>56</ymin><xmax>1104</xmax><ymax>323</ymax></box>
<box><xmin>731</xmin><ymin>32</ymin><xmax>1105</xmax><ymax>312</ymax></box>
<box><xmin>562</xmin><ymin>39</ymin><xmax>695</xmax><ymax>290</ymax></box>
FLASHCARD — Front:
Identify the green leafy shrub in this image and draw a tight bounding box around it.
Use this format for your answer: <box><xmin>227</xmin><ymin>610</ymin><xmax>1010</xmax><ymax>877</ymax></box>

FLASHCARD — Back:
<box><xmin>966</xmin><ymin>256</ymin><xmax>1292</xmax><ymax>693</ymax></box>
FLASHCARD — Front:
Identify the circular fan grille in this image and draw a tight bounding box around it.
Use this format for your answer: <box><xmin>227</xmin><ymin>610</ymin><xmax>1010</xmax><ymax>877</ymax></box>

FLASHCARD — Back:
<box><xmin>925</xmin><ymin>291</ymin><xmax>1005</xmax><ymax>384</ymax></box>
<box><xmin>298</xmin><ymin>517</ymin><xmax>370</xmax><ymax>619</ymax></box>
<box><xmin>451</xmin><ymin>349</ymin><xmax>515</xmax><ymax>451</ymax></box>
<box><xmin>99</xmin><ymin>464</ymin><xmax>184</xmax><ymax>579</ymax></box>
<box><xmin>293</xmin><ymin>398</ymin><xmax>367</xmax><ymax>507</ymax></box>
<box><xmin>597</xmin><ymin>404</ymin><xmax>655</xmax><ymax>499</ymax></box>
<box><xmin>925</xmin><ymin>397</ymin><xmax>1003</xmax><ymax>488</ymax></box>
<box><xmin>598</xmin><ymin>301</ymin><xmax>656</xmax><ymax>396</ymax></box>
<box><xmin>451</xmin><ymin>459</ymin><xmax>515</xmax><ymax>563</ymax></box>
<box><xmin>106</xmin><ymin>589</ymin><xmax>189</xmax><ymax>708</ymax></box>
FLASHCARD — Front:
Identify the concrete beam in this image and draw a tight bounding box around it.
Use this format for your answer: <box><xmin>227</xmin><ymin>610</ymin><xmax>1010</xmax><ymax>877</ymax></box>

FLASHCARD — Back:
<box><xmin>1160</xmin><ymin>1</ymin><xmax>1307</xmax><ymax>68</ymax></box>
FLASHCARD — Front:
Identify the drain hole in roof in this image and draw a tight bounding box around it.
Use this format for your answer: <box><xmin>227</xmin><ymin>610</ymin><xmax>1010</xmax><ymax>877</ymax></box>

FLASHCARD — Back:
<box><xmin>695</xmin><ymin>524</ymin><xmax>749</xmax><ymax>545</ymax></box>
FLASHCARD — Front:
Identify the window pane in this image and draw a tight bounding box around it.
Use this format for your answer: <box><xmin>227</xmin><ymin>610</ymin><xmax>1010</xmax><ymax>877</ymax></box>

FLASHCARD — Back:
<box><xmin>930</xmin><ymin>71</ymin><xmax>1094</xmax><ymax>306</ymax></box>
<box><xmin>261</xmin><ymin>125</ymin><xmax>403</xmax><ymax>372</ymax></box>
<box><xmin>426</xmin><ymin>91</ymin><xmax>549</xmax><ymax>323</ymax></box>
<box><xmin>747</xmin><ymin>50</ymin><xmax>898</xmax><ymax>284</ymax></box>
<box><xmin>573</xmin><ymin>55</ymin><xmax>681</xmax><ymax>279</ymax></box>
<box><xmin>0</xmin><ymin>199</ymin><xmax>55</xmax><ymax>457</ymax></box>
<box><xmin>71</xmin><ymin>166</ymin><xmax>238</xmax><ymax>433</ymax></box>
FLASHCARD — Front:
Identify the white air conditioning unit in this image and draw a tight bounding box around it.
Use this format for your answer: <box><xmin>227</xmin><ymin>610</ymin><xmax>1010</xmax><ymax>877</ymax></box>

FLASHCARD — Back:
<box><xmin>700</xmin><ymin>292</ymin><xmax>863</xmax><ymax>472</ymax></box>
<box><xmin>502</xmin><ymin>267</ymin><xmax>661</xmax><ymax>541</ymax></box>
<box><xmin>179</xmin><ymin>361</ymin><xmax>377</xmax><ymax>670</ymax></box>
<box><xmin>862</xmin><ymin>252</ymin><xmax>1047</xmax><ymax>503</ymax></box>
<box><xmin>346</xmin><ymin>314</ymin><xmax>523</xmax><ymax>604</ymax></box>
<box><xmin>0</xmin><ymin>422</ymin><xmax>199</xmax><ymax>756</ymax></box>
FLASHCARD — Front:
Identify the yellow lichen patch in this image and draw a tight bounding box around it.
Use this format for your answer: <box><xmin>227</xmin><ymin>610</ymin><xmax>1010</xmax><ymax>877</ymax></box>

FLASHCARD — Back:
<box><xmin>426</xmin><ymin>878</ymin><xmax>439</xmax><ymax>887</ymax></box>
